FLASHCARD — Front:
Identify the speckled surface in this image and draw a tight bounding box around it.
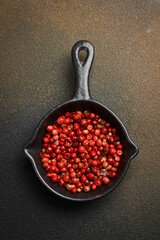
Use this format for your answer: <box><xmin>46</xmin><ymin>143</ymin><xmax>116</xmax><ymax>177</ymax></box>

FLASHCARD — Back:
<box><xmin>0</xmin><ymin>1</ymin><xmax>160</xmax><ymax>239</ymax></box>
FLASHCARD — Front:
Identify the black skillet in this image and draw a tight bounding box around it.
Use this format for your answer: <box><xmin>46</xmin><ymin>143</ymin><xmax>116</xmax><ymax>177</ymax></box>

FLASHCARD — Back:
<box><xmin>24</xmin><ymin>40</ymin><xmax>138</xmax><ymax>201</ymax></box>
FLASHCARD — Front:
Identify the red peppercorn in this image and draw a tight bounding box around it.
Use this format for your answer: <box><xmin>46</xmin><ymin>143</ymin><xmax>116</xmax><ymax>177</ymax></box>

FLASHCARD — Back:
<box><xmin>62</xmin><ymin>128</ymin><xmax>69</xmax><ymax>134</ymax></box>
<box><xmin>117</xmin><ymin>144</ymin><xmax>123</xmax><ymax>150</ymax></box>
<box><xmin>79</xmin><ymin>135</ymin><xmax>85</xmax><ymax>142</ymax></box>
<box><xmin>76</xmin><ymin>129</ymin><xmax>82</xmax><ymax>136</ymax></box>
<box><xmin>42</xmin><ymin>162</ymin><xmax>49</xmax><ymax>168</ymax></box>
<box><xmin>60</xmin><ymin>167</ymin><xmax>67</xmax><ymax>173</ymax></box>
<box><xmin>90</xmin><ymin>183</ymin><xmax>96</xmax><ymax>190</ymax></box>
<box><xmin>68</xmin><ymin>147</ymin><xmax>73</xmax><ymax>153</ymax></box>
<box><xmin>42</xmin><ymin>157</ymin><xmax>49</xmax><ymax>163</ymax></box>
<box><xmin>93</xmin><ymin>155</ymin><xmax>99</xmax><ymax>160</ymax></box>
<box><xmin>82</xmin><ymin>129</ymin><xmax>89</xmax><ymax>135</ymax></box>
<box><xmin>78</xmin><ymin>163</ymin><xmax>83</xmax><ymax>169</ymax></box>
<box><xmin>57</xmin><ymin>117</ymin><xmax>64</xmax><ymax>125</ymax></box>
<box><xmin>92</xmin><ymin>160</ymin><xmax>99</xmax><ymax>166</ymax></box>
<box><xmin>69</xmin><ymin>131</ymin><xmax>75</xmax><ymax>138</ymax></box>
<box><xmin>81</xmin><ymin>119</ymin><xmax>87</xmax><ymax>127</ymax></box>
<box><xmin>95</xmin><ymin>179</ymin><xmax>102</xmax><ymax>187</ymax></box>
<box><xmin>52</xmin><ymin>144</ymin><xmax>58</xmax><ymax>150</ymax></box>
<box><xmin>81</xmin><ymin>175</ymin><xmax>87</xmax><ymax>183</ymax></box>
<box><xmin>76</xmin><ymin>182</ymin><xmax>82</xmax><ymax>188</ymax></box>
<box><xmin>99</xmin><ymin>134</ymin><xmax>105</xmax><ymax>140</ymax></box>
<box><xmin>110</xmin><ymin>171</ymin><xmax>117</xmax><ymax>178</ymax></box>
<box><xmin>82</xmin><ymin>140</ymin><xmax>89</xmax><ymax>147</ymax></box>
<box><xmin>72</xmin><ymin>164</ymin><xmax>78</xmax><ymax>170</ymax></box>
<box><xmin>51</xmin><ymin>174</ymin><xmax>58</xmax><ymax>182</ymax></box>
<box><xmin>86</xmin><ymin>134</ymin><xmax>92</xmax><ymax>140</ymax></box>
<box><xmin>88</xmin><ymin>173</ymin><xmax>95</xmax><ymax>180</ymax></box>
<box><xmin>71</xmin><ymin>178</ymin><xmax>79</xmax><ymax>184</ymax></box>
<box><xmin>109</xmin><ymin>148</ymin><xmax>117</xmax><ymax>155</ymax></box>
<box><xmin>52</xmin><ymin>129</ymin><xmax>58</xmax><ymax>135</ymax></box>
<box><xmin>71</xmin><ymin>158</ymin><xmax>76</xmax><ymax>165</ymax></box>
<box><xmin>71</xmin><ymin>152</ymin><xmax>76</xmax><ymax>158</ymax></box>
<box><xmin>87</xmin><ymin>124</ymin><xmax>93</xmax><ymax>131</ymax></box>
<box><xmin>105</xmin><ymin>122</ymin><xmax>110</xmax><ymax>128</ymax></box>
<box><xmin>117</xmin><ymin>150</ymin><xmax>123</xmax><ymax>156</ymax></box>
<box><xmin>50</xmin><ymin>152</ymin><xmax>56</xmax><ymax>158</ymax></box>
<box><xmin>42</xmin><ymin>143</ymin><xmax>48</xmax><ymax>148</ymax></box>
<box><xmin>108</xmin><ymin>157</ymin><xmax>115</xmax><ymax>165</ymax></box>
<box><xmin>112</xmin><ymin>167</ymin><xmax>118</xmax><ymax>172</ymax></box>
<box><xmin>107</xmin><ymin>165</ymin><xmax>112</xmax><ymax>170</ymax></box>
<box><xmin>92</xmin><ymin>167</ymin><xmax>98</xmax><ymax>174</ymax></box>
<box><xmin>90</xmin><ymin>151</ymin><xmax>96</xmax><ymax>157</ymax></box>
<box><xmin>43</xmin><ymin>137</ymin><xmax>50</xmax><ymax>143</ymax></box>
<box><xmin>66</xmin><ymin>184</ymin><xmax>72</xmax><ymax>191</ymax></box>
<box><xmin>109</xmin><ymin>144</ymin><xmax>114</xmax><ymax>148</ymax></box>
<box><xmin>73</xmin><ymin>114</ymin><xmax>81</xmax><ymax>121</ymax></box>
<box><xmin>64</xmin><ymin>118</ymin><xmax>71</xmax><ymax>125</ymax></box>
<box><xmin>86</xmin><ymin>119</ymin><xmax>91</xmax><ymax>124</ymax></box>
<box><xmin>70</xmin><ymin>172</ymin><xmax>76</xmax><ymax>178</ymax></box>
<box><xmin>90</xmin><ymin>113</ymin><xmax>95</xmax><ymax>119</ymax></box>
<box><xmin>46</xmin><ymin>147</ymin><xmax>52</xmax><ymax>154</ymax></box>
<box><xmin>76</xmin><ymin>111</ymin><xmax>82</xmax><ymax>116</ymax></box>
<box><xmin>102</xmin><ymin>162</ymin><xmax>108</xmax><ymax>168</ymax></box>
<box><xmin>97</xmin><ymin>150</ymin><xmax>101</xmax><ymax>156</ymax></box>
<box><xmin>84</xmin><ymin>186</ymin><xmax>90</xmax><ymax>192</ymax></box>
<box><xmin>74</xmin><ymin>123</ymin><xmax>80</xmax><ymax>130</ymax></box>
<box><xmin>95</xmin><ymin>114</ymin><xmax>100</xmax><ymax>121</ymax></box>
<box><xmin>78</xmin><ymin>146</ymin><xmax>85</xmax><ymax>153</ymax></box>
<box><xmin>59</xmin><ymin>179</ymin><xmax>65</xmax><ymax>186</ymax></box>
<box><xmin>102</xmin><ymin>177</ymin><xmax>110</xmax><ymax>184</ymax></box>
<box><xmin>114</xmin><ymin>155</ymin><xmax>120</xmax><ymax>162</ymax></box>
<box><xmin>50</xmin><ymin>166</ymin><xmax>56</xmax><ymax>173</ymax></box>
<box><xmin>57</xmin><ymin>162</ymin><xmax>64</xmax><ymax>169</ymax></box>
<box><xmin>76</xmin><ymin>171</ymin><xmax>82</xmax><ymax>178</ymax></box>
<box><xmin>94</xmin><ymin>129</ymin><xmax>100</xmax><ymax>136</ymax></box>
<box><xmin>114</xmin><ymin>162</ymin><xmax>120</xmax><ymax>167</ymax></box>
<box><xmin>93</xmin><ymin>146</ymin><xmax>98</xmax><ymax>151</ymax></box>
<box><xmin>109</xmin><ymin>137</ymin><xmax>114</xmax><ymax>142</ymax></box>
<box><xmin>81</xmin><ymin>168</ymin><xmax>86</xmax><ymax>175</ymax></box>
<box><xmin>92</xmin><ymin>120</ymin><xmax>98</xmax><ymax>126</ymax></box>
<box><xmin>96</xmin><ymin>139</ymin><xmax>102</xmax><ymax>147</ymax></box>
<box><xmin>65</xmin><ymin>112</ymin><xmax>70</xmax><ymax>118</ymax></box>
<box><xmin>72</xmin><ymin>187</ymin><xmax>77</xmax><ymax>193</ymax></box>
<box><xmin>55</xmin><ymin>148</ymin><xmax>61</xmax><ymax>154</ymax></box>
<box><xmin>111</xmin><ymin>128</ymin><xmax>117</xmax><ymax>134</ymax></box>
<box><xmin>101</xmin><ymin>128</ymin><xmax>107</xmax><ymax>134</ymax></box>
<box><xmin>47</xmin><ymin>125</ymin><xmax>53</xmax><ymax>132</ymax></box>
<box><xmin>90</xmin><ymin>140</ymin><xmax>95</xmax><ymax>147</ymax></box>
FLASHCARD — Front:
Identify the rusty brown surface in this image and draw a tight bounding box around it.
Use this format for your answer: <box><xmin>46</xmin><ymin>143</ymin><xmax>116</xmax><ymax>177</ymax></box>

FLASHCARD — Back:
<box><xmin>0</xmin><ymin>1</ymin><xmax>160</xmax><ymax>240</ymax></box>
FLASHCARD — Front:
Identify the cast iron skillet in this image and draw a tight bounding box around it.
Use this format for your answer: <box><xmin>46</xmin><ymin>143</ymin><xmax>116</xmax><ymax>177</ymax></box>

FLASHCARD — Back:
<box><xmin>24</xmin><ymin>40</ymin><xmax>138</xmax><ymax>201</ymax></box>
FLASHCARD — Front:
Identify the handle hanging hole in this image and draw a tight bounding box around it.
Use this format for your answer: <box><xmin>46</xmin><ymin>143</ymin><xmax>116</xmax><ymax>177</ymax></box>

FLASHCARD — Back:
<box><xmin>78</xmin><ymin>49</ymin><xmax>88</xmax><ymax>66</ymax></box>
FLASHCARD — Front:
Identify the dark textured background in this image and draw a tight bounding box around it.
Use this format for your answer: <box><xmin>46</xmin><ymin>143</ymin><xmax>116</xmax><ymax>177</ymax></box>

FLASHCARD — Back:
<box><xmin>0</xmin><ymin>1</ymin><xmax>160</xmax><ymax>239</ymax></box>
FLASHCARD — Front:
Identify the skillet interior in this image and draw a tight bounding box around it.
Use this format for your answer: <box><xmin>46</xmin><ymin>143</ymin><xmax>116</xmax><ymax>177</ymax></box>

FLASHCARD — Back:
<box><xmin>25</xmin><ymin>99</ymin><xmax>138</xmax><ymax>201</ymax></box>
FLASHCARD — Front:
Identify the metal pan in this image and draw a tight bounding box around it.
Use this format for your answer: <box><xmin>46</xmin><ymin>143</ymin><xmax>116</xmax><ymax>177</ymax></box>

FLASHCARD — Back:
<box><xmin>24</xmin><ymin>40</ymin><xmax>138</xmax><ymax>201</ymax></box>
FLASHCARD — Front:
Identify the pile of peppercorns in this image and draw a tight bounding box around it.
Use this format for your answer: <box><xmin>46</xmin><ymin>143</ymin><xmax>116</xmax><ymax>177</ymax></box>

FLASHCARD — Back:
<box><xmin>39</xmin><ymin>110</ymin><xmax>123</xmax><ymax>193</ymax></box>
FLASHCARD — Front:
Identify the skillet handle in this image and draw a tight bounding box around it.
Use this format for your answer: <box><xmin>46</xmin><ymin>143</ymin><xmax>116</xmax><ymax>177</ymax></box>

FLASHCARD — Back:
<box><xmin>72</xmin><ymin>40</ymin><xmax>94</xmax><ymax>100</ymax></box>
